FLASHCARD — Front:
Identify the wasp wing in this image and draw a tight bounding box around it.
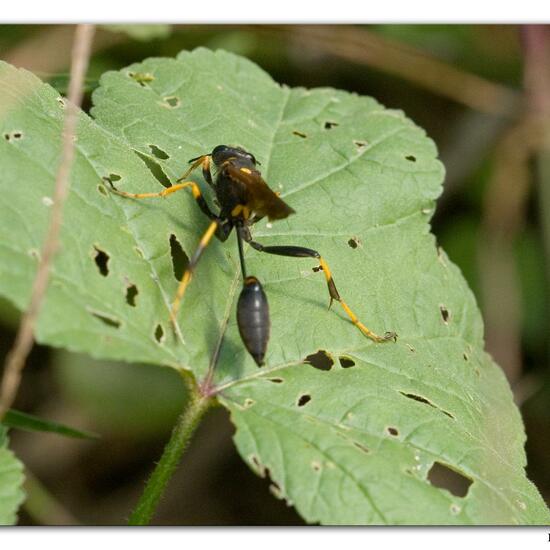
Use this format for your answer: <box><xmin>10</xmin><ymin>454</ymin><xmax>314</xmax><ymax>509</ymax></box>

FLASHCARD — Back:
<box><xmin>226</xmin><ymin>164</ymin><xmax>295</xmax><ymax>221</ymax></box>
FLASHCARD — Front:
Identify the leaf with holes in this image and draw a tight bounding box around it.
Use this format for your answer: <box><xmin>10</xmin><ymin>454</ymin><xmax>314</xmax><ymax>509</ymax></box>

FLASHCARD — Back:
<box><xmin>0</xmin><ymin>49</ymin><xmax>548</xmax><ymax>524</ymax></box>
<box><xmin>0</xmin><ymin>426</ymin><xmax>25</xmax><ymax>525</ymax></box>
<box><xmin>0</xmin><ymin>61</ymin><xmax>193</xmax><ymax>367</ymax></box>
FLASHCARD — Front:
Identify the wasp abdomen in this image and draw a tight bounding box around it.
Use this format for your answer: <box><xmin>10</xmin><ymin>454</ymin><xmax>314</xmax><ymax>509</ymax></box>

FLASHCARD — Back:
<box><xmin>237</xmin><ymin>276</ymin><xmax>270</xmax><ymax>366</ymax></box>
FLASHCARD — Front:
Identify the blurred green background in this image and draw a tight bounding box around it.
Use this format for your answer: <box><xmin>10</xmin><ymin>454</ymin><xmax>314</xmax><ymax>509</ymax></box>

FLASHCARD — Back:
<box><xmin>0</xmin><ymin>24</ymin><xmax>548</xmax><ymax>525</ymax></box>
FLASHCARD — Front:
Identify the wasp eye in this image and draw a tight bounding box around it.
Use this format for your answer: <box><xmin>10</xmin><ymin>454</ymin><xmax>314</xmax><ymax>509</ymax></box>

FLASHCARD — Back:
<box><xmin>212</xmin><ymin>145</ymin><xmax>233</xmax><ymax>165</ymax></box>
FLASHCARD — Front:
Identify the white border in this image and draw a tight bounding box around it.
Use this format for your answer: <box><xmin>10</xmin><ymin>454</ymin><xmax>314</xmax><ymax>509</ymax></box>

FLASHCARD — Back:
<box><xmin>1</xmin><ymin>0</ymin><xmax>550</xmax><ymax>23</ymax></box>
<box><xmin>0</xmin><ymin>527</ymin><xmax>549</xmax><ymax>549</ymax></box>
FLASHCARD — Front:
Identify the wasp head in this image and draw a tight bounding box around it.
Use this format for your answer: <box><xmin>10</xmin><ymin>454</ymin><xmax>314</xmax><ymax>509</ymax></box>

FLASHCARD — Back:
<box><xmin>212</xmin><ymin>145</ymin><xmax>258</xmax><ymax>167</ymax></box>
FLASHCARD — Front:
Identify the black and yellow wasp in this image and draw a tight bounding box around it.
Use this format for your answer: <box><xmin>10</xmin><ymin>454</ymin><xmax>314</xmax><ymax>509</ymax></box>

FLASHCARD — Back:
<box><xmin>110</xmin><ymin>145</ymin><xmax>396</xmax><ymax>366</ymax></box>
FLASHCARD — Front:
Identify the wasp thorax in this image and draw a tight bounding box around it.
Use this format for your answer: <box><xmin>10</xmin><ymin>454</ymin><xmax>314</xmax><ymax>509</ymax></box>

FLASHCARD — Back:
<box><xmin>236</xmin><ymin>276</ymin><xmax>270</xmax><ymax>367</ymax></box>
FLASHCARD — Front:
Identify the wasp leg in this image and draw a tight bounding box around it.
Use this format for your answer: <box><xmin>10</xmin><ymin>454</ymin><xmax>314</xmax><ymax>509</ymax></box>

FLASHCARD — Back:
<box><xmin>181</xmin><ymin>155</ymin><xmax>214</xmax><ymax>188</ymax></box>
<box><xmin>241</xmin><ymin>232</ymin><xmax>396</xmax><ymax>343</ymax></box>
<box><xmin>110</xmin><ymin>179</ymin><xmax>219</xmax><ymax>222</ymax></box>
<box><xmin>170</xmin><ymin>220</ymin><xmax>219</xmax><ymax>324</ymax></box>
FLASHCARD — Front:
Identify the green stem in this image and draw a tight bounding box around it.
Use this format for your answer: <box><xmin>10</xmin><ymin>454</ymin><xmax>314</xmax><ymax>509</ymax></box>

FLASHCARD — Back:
<box><xmin>128</xmin><ymin>387</ymin><xmax>212</xmax><ymax>525</ymax></box>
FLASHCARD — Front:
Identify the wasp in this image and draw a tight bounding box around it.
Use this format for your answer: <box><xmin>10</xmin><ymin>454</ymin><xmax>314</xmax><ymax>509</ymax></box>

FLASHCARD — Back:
<box><xmin>110</xmin><ymin>145</ymin><xmax>396</xmax><ymax>366</ymax></box>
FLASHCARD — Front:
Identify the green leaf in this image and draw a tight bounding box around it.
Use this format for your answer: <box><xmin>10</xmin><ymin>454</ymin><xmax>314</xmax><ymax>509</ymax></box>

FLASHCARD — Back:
<box><xmin>0</xmin><ymin>426</ymin><xmax>25</xmax><ymax>525</ymax></box>
<box><xmin>0</xmin><ymin>62</ymin><xmax>185</xmax><ymax>367</ymax></box>
<box><xmin>0</xmin><ymin>49</ymin><xmax>548</xmax><ymax>524</ymax></box>
<box><xmin>2</xmin><ymin>409</ymin><xmax>99</xmax><ymax>440</ymax></box>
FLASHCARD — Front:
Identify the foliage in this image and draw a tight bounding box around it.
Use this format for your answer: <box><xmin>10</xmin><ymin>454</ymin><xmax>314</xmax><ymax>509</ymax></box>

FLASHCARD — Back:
<box><xmin>0</xmin><ymin>426</ymin><xmax>25</xmax><ymax>525</ymax></box>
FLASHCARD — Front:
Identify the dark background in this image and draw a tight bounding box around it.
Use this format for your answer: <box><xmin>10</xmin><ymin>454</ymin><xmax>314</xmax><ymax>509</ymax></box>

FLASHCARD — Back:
<box><xmin>0</xmin><ymin>24</ymin><xmax>548</xmax><ymax>525</ymax></box>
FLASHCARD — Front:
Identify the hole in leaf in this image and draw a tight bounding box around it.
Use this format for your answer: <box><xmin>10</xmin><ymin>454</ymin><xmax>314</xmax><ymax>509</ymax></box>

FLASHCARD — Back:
<box><xmin>440</xmin><ymin>305</ymin><xmax>450</xmax><ymax>324</ymax></box>
<box><xmin>250</xmin><ymin>455</ymin><xmax>269</xmax><ymax>481</ymax></box>
<box><xmin>347</xmin><ymin>237</ymin><xmax>359</xmax><ymax>249</ymax></box>
<box><xmin>304</xmin><ymin>350</ymin><xmax>334</xmax><ymax>371</ymax></box>
<box><xmin>102</xmin><ymin>173</ymin><xmax>122</xmax><ymax>189</ymax></box>
<box><xmin>149</xmin><ymin>144</ymin><xmax>170</xmax><ymax>160</ymax></box>
<box><xmin>4</xmin><ymin>131</ymin><xmax>23</xmax><ymax>141</ymax></box>
<box><xmin>154</xmin><ymin>323</ymin><xmax>165</xmax><ymax>344</ymax></box>
<box><xmin>399</xmin><ymin>391</ymin><xmax>455</xmax><ymax>419</ymax></box>
<box><xmin>125</xmin><ymin>283</ymin><xmax>138</xmax><ymax>307</ymax></box>
<box><xmin>244</xmin><ymin>398</ymin><xmax>255</xmax><ymax>408</ymax></box>
<box><xmin>387</xmin><ymin>426</ymin><xmax>399</xmax><ymax>437</ymax></box>
<box><xmin>134</xmin><ymin>247</ymin><xmax>144</xmax><ymax>259</ymax></box>
<box><xmin>97</xmin><ymin>184</ymin><xmax>108</xmax><ymax>196</ymax></box>
<box><xmin>400</xmin><ymin>392</ymin><xmax>433</xmax><ymax>407</ymax></box>
<box><xmin>93</xmin><ymin>247</ymin><xmax>110</xmax><ymax>277</ymax></box>
<box><xmin>463</xmin><ymin>352</ymin><xmax>469</xmax><ymax>361</ymax></box>
<box><xmin>427</xmin><ymin>461</ymin><xmax>473</xmax><ymax>498</ymax></box>
<box><xmin>268</xmin><ymin>377</ymin><xmax>284</xmax><ymax>384</ymax></box>
<box><xmin>258</xmin><ymin>463</ymin><xmax>284</xmax><ymax>497</ymax></box>
<box><xmin>169</xmin><ymin>234</ymin><xmax>189</xmax><ymax>281</ymax></box>
<box><xmin>311</xmin><ymin>461</ymin><xmax>322</xmax><ymax>472</ymax></box>
<box><xmin>135</xmin><ymin>150</ymin><xmax>171</xmax><ymax>188</ymax></box>
<box><xmin>292</xmin><ymin>130</ymin><xmax>307</xmax><ymax>138</ymax></box>
<box><xmin>250</xmin><ymin>454</ymin><xmax>262</xmax><ymax>472</ymax></box>
<box><xmin>128</xmin><ymin>71</ymin><xmax>154</xmax><ymax>86</ymax></box>
<box><xmin>324</xmin><ymin>121</ymin><xmax>339</xmax><ymax>129</ymax></box>
<box><xmin>90</xmin><ymin>311</ymin><xmax>121</xmax><ymax>328</ymax></box>
<box><xmin>163</xmin><ymin>96</ymin><xmax>180</xmax><ymax>108</ymax></box>
<box><xmin>354</xmin><ymin>140</ymin><xmax>368</xmax><ymax>149</ymax></box>
<box><xmin>339</xmin><ymin>355</ymin><xmax>355</xmax><ymax>368</ymax></box>
<box><xmin>405</xmin><ymin>155</ymin><xmax>417</xmax><ymax>162</ymax></box>
<box><xmin>353</xmin><ymin>441</ymin><xmax>370</xmax><ymax>454</ymax></box>
<box><xmin>312</xmin><ymin>265</ymin><xmax>323</xmax><ymax>273</ymax></box>
<box><xmin>297</xmin><ymin>394</ymin><xmax>311</xmax><ymax>407</ymax></box>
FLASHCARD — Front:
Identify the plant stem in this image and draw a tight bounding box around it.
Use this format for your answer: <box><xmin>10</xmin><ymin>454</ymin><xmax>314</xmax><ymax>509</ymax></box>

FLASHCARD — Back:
<box><xmin>128</xmin><ymin>388</ymin><xmax>212</xmax><ymax>525</ymax></box>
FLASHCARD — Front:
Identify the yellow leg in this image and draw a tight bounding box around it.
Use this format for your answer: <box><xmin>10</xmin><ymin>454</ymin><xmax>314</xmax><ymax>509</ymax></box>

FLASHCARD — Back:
<box><xmin>243</xmin><ymin>236</ymin><xmax>397</xmax><ymax>344</ymax></box>
<box><xmin>170</xmin><ymin>220</ymin><xmax>218</xmax><ymax>324</ymax></box>
<box><xmin>318</xmin><ymin>257</ymin><xmax>396</xmax><ymax>343</ymax></box>
<box><xmin>177</xmin><ymin>155</ymin><xmax>211</xmax><ymax>183</ymax></box>
<box><xmin>110</xmin><ymin>180</ymin><xmax>201</xmax><ymax>200</ymax></box>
